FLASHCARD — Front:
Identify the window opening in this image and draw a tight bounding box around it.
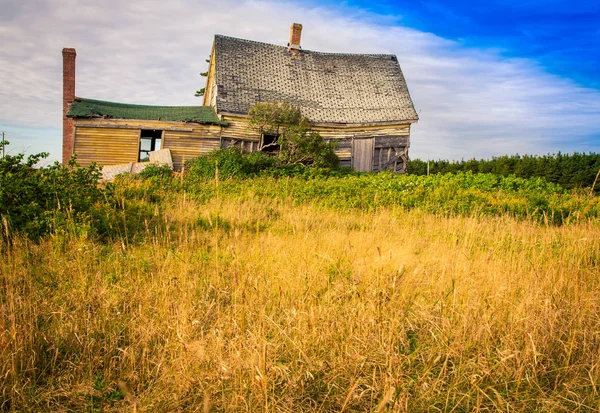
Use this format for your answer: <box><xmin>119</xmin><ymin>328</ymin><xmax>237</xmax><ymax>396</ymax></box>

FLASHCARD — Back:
<box><xmin>139</xmin><ymin>130</ymin><xmax>162</xmax><ymax>161</ymax></box>
<box><xmin>261</xmin><ymin>133</ymin><xmax>280</xmax><ymax>153</ymax></box>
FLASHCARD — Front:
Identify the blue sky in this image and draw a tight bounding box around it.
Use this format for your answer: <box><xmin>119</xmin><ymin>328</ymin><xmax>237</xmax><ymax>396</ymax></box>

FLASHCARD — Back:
<box><xmin>337</xmin><ymin>0</ymin><xmax>600</xmax><ymax>88</ymax></box>
<box><xmin>0</xmin><ymin>0</ymin><xmax>598</xmax><ymax>163</ymax></box>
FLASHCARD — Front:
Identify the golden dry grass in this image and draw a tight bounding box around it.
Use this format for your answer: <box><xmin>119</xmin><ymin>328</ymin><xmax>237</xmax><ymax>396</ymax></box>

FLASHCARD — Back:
<box><xmin>2</xmin><ymin>195</ymin><xmax>600</xmax><ymax>411</ymax></box>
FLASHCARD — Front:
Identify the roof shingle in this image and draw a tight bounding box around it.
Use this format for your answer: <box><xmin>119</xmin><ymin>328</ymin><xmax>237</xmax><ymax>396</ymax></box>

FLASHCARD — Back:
<box><xmin>213</xmin><ymin>35</ymin><xmax>418</xmax><ymax>124</ymax></box>
<box><xmin>67</xmin><ymin>98</ymin><xmax>226</xmax><ymax>125</ymax></box>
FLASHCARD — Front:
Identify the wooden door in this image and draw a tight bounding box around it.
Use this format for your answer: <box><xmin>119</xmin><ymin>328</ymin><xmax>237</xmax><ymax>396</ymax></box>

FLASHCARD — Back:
<box><xmin>352</xmin><ymin>138</ymin><xmax>374</xmax><ymax>172</ymax></box>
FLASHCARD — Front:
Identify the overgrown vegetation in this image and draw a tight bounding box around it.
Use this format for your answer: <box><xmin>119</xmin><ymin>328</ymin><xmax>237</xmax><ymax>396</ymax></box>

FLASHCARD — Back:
<box><xmin>182</xmin><ymin>171</ymin><xmax>599</xmax><ymax>225</ymax></box>
<box><xmin>0</xmin><ymin>141</ymin><xmax>160</xmax><ymax>242</ymax></box>
<box><xmin>408</xmin><ymin>152</ymin><xmax>600</xmax><ymax>191</ymax></box>
<box><xmin>185</xmin><ymin>147</ymin><xmax>276</xmax><ymax>180</ymax></box>
<box><xmin>2</xmin><ymin>191</ymin><xmax>599</xmax><ymax>411</ymax></box>
<box><xmin>2</xmin><ymin>144</ymin><xmax>600</xmax><ymax>411</ymax></box>
<box><xmin>248</xmin><ymin>102</ymin><xmax>339</xmax><ymax>169</ymax></box>
<box><xmin>0</xmin><ymin>141</ymin><xmax>103</xmax><ymax>239</ymax></box>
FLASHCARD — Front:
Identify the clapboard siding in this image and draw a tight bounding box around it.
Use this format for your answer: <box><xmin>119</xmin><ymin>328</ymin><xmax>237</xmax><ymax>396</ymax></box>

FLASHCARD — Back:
<box><xmin>163</xmin><ymin>130</ymin><xmax>221</xmax><ymax>170</ymax></box>
<box><xmin>73</xmin><ymin>118</ymin><xmax>223</xmax><ymax>171</ymax></box>
<box><xmin>72</xmin><ymin>115</ymin><xmax>412</xmax><ymax>173</ymax></box>
<box><xmin>73</xmin><ymin>127</ymin><xmax>139</xmax><ymax>166</ymax></box>
<box><xmin>375</xmin><ymin>135</ymin><xmax>409</xmax><ymax>148</ymax></box>
<box><xmin>331</xmin><ymin>138</ymin><xmax>352</xmax><ymax>164</ymax></box>
<box><xmin>316</xmin><ymin>123</ymin><xmax>411</xmax><ymax>139</ymax></box>
<box><xmin>218</xmin><ymin>116</ymin><xmax>410</xmax><ymax>168</ymax></box>
<box><xmin>220</xmin><ymin>115</ymin><xmax>411</xmax><ymax>141</ymax></box>
<box><xmin>220</xmin><ymin>115</ymin><xmax>261</xmax><ymax>140</ymax></box>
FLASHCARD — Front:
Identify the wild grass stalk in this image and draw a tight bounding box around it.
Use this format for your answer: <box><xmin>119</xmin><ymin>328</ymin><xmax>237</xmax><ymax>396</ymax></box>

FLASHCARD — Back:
<box><xmin>1</xmin><ymin>195</ymin><xmax>599</xmax><ymax>411</ymax></box>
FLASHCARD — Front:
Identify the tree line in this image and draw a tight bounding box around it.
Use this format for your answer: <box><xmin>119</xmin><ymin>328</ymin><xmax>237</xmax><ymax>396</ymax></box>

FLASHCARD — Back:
<box><xmin>407</xmin><ymin>152</ymin><xmax>600</xmax><ymax>191</ymax></box>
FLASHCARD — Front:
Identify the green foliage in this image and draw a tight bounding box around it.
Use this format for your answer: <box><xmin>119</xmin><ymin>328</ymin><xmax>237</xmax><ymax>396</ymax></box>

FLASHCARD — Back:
<box><xmin>0</xmin><ymin>141</ymin><xmax>103</xmax><ymax>239</ymax></box>
<box><xmin>138</xmin><ymin>164</ymin><xmax>173</xmax><ymax>181</ymax></box>
<box><xmin>183</xmin><ymin>171</ymin><xmax>599</xmax><ymax>225</ymax></box>
<box><xmin>91</xmin><ymin>375</ymin><xmax>124</xmax><ymax>411</ymax></box>
<box><xmin>194</xmin><ymin>88</ymin><xmax>205</xmax><ymax>97</ymax></box>
<box><xmin>248</xmin><ymin>102</ymin><xmax>339</xmax><ymax>169</ymax></box>
<box><xmin>408</xmin><ymin>152</ymin><xmax>600</xmax><ymax>191</ymax></box>
<box><xmin>196</xmin><ymin>213</ymin><xmax>232</xmax><ymax>232</ymax></box>
<box><xmin>0</xmin><ymin>142</ymin><xmax>164</xmax><ymax>243</ymax></box>
<box><xmin>3</xmin><ymin>138</ymin><xmax>598</xmax><ymax>245</ymax></box>
<box><xmin>185</xmin><ymin>147</ymin><xmax>275</xmax><ymax>181</ymax></box>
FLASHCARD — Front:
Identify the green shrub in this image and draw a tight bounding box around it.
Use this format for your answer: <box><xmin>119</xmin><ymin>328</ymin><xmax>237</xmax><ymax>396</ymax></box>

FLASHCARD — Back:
<box><xmin>183</xmin><ymin>170</ymin><xmax>599</xmax><ymax>225</ymax></box>
<box><xmin>0</xmin><ymin>142</ymin><xmax>103</xmax><ymax>239</ymax></box>
<box><xmin>138</xmin><ymin>164</ymin><xmax>173</xmax><ymax>180</ymax></box>
<box><xmin>185</xmin><ymin>147</ymin><xmax>275</xmax><ymax>181</ymax></box>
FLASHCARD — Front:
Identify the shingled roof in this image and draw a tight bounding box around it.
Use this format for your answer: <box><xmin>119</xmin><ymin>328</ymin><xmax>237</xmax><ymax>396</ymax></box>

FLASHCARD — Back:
<box><xmin>67</xmin><ymin>98</ymin><xmax>226</xmax><ymax>125</ymax></box>
<box><xmin>213</xmin><ymin>35</ymin><xmax>418</xmax><ymax>125</ymax></box>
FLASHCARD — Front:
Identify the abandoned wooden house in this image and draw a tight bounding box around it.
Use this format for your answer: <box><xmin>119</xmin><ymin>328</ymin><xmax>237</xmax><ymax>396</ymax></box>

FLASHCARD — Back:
<box><xmin>62</xmin><ymin>23</ymin><xmax>418</xmax><ymax>174</ymax></box>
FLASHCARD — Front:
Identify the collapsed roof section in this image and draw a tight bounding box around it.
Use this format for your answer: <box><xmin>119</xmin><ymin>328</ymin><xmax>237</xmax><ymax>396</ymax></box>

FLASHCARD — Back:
<box><xmin>67</xmin><ymin>97</ymin><xmax>227</xmax><ymax>125</ymax></box>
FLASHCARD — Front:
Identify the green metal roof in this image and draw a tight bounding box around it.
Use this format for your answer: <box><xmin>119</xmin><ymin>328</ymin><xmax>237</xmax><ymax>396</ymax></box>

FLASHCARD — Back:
<box><xmin>67</xmin><ymin>97</ymin><xmax>226</xmax><ymax>125</ymax></box>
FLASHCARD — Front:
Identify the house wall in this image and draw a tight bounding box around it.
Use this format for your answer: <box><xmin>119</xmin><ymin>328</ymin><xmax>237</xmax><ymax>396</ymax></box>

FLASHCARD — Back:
<box><xmin>73</xmin><ymin>126</ymin><xmax>139</xmax><ymax>165</ymax></box>
<box><xmin>72</xmin><ymin>115</ymin><xmax>412</xmax><ymax>173</ymax></box>
<box><xmin>72</xmin><ymin>118</ymin><xmax>221</xmax><ymax>170</ymax></box>
<box><xmin>203</xmin><ymin>48</ymin><xmax>217</xmax><ymax>107</ymax></box>
<box><xmin>163</xmin><ymin>127</ymin><xmax>220</xmax><ymax>170</ymax></box>
<box><xmin>218</xmin><ymin>114</ymin><xmax>412</xmax><ymax>172</ymax></box>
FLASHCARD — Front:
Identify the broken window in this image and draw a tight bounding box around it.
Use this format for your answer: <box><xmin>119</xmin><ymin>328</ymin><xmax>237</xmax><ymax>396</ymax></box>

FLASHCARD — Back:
<box><xmin>139</xmin><ymin>130</ymin><xmax>163</xmax><ymax>161</ymax></box>
<box><xmin>261</xmin><ymin>133</ymin><xmax>280</xmax><ymax>152</ymax></box>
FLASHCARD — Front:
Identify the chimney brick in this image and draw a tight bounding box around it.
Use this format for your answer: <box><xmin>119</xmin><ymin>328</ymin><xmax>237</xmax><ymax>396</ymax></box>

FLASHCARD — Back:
<box><xmin>288</xmin><ymin>23</ymin><xmax>302</xmax><ymax>54</ymax></box>
<box><xmin>62</xmin><ymin>48</ymin><xmax>76</xmax><ymax>164</ymax></box>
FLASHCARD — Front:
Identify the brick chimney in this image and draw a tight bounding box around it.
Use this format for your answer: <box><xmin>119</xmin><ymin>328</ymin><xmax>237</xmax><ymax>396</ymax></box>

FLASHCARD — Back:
<box><xmin>62</xmin><ymin>48</ymin><xmax>76</xmax><ymax>164</ymax></box>
<box><xmin>288</xmin><ymin>23</ymin><xmax>302</xmax><ymax>54</ymax></box>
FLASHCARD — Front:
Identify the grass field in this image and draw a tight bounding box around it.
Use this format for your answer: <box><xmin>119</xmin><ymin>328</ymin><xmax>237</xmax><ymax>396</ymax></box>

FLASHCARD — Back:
<box><xmin>2</xmin><ymin>177</ymin><xmax>600</xmax><ymax>411</ymax></box>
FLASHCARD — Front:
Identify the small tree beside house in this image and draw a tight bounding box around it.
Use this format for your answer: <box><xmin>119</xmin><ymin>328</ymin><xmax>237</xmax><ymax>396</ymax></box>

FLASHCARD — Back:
<box><xmin>248</xmin><ymin>102</ymin><xmax>339</xmax><ymax>169</ymax></box>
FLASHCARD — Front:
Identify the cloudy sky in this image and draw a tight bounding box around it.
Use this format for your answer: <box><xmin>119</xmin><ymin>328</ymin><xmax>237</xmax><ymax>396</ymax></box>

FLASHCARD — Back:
<box><xmin>1</xmin><ymin>0</ymin><xmax>599</xmax><ymax>164</ymax></box>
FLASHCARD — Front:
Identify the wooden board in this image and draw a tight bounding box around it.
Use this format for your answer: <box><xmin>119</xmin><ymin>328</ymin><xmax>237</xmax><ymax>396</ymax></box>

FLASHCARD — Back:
<box><xmin>163</xmin><ymin>131</ymin><xmax>221</xmax><ymax>171</ymax></box>
<box><xmin>352</xmin><ymin>138</ymin><xmax>374</xmax><ymax>172</ymax></box>
<box><xmin>222</xmin><ymin>138</ymin><xmax>260</xmax><ymax>152</ymax></box>
<box><xmin>73</xmin><ymin>127</ymin><xmax>139</xmax><ymax>166</ymax></box>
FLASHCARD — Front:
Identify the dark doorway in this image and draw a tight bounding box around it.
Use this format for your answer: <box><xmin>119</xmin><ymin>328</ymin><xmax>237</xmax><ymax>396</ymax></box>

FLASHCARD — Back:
<box><xmin>139</xmin><ymin>130</ymin><xmax>162</xmax><ymax>161</ymax></box>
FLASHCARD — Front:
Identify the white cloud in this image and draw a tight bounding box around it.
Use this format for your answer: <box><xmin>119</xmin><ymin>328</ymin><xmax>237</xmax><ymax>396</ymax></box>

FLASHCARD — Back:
<box><xmin>0</xmin><ymin>0</ymin><xmax>599</xmax><ymax>162</ymax></box>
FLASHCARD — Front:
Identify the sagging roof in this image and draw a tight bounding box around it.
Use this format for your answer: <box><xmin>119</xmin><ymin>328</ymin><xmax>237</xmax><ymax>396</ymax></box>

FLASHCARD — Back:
<box><xmin>213</xmin><ymin>35</ymin><xmax>419</xmax><ymax>125</ymax></box>
<box><xmin>67</xmin><ymin>98</ymin><xmax>226</xmax><ymax>125</ymax></box>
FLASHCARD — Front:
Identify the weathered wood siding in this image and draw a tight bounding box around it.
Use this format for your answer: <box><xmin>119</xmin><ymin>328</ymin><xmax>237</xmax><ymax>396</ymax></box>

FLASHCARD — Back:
<box><xmin>220</xmin><ymin>115</ymin><xmax>261</xmax><ymax>141</ymax></box>
<box><xmin>163</xmin><ymin>127</ymin><xmax>221</xmax><ymax>170</ymax></box>
<box><xmin>323</xmin><ymin>124</ymin><xmax>412</xmax><ymax>172</ymax></box>
<box><xmin>73</xmin><ymin>126</ymin><xmax>139</xmax><ymax>166</ymax></box>
<box><xmin>73</xmin><ymin>118</ymin><xmax>223</xmax><ymax>170</ymax></box>
<box><xmin>73</xmin><ymin>115</ymin><xmax>411</xmax><ymax>173</ymax></box>
<box><xmin>373</xmin><ymin>136</ymin><xmax>410</xmax><ymax>173</ymax></box>
<box><xmin>222</xmin><ymin>138</ymin><xmax>260</xmax><ymax>152</ymax></box>
<box><xmin>352</xmin><ymin>138</ymin><xmax>375</xmax><ymax>172</ymax></box>
<box><xmin>203</xmin><ymin>48</ymin><xmax>217</xmax><ymax>107</ymax></box>
<box><xmin>218</xmin><ymin>116</ymin><xmax>411</xmax><ymax>171</ymax></box>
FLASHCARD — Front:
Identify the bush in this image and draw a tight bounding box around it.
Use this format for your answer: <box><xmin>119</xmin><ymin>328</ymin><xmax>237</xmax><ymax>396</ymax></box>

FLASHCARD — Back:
<box><xmin>138</xmin><ymin>164</ymin><xmax>173</xmax><ymax>180</ymax></box>
<box><xmin>0</xmin><ymin>142</ymin><xmax>103</xmax><ymax>239</ymax></box>
<box><xmin>185</xmin><ymin>147</ymin><xmax>275</xmax><ymax>181</ymax></box>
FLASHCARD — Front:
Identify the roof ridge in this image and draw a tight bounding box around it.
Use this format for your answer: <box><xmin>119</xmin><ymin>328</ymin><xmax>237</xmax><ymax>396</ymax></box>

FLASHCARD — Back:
<box><xmin>214</xmin><ymin>34</ymin><xmax>398</xmax><ymax>59</ymax></box>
